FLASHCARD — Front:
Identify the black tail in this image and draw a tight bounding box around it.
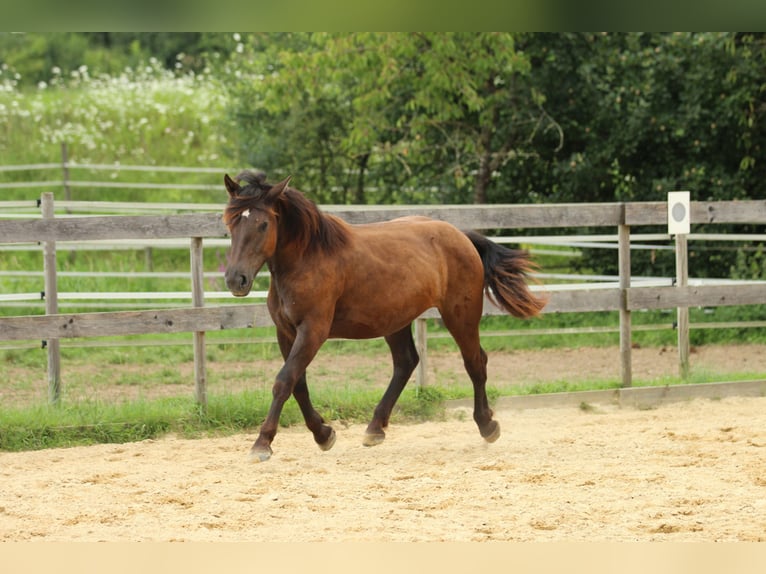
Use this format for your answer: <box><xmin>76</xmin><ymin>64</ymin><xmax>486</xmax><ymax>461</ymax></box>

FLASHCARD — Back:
<box><xmin>465</xmin><ymin>231</ymin><xmax>547</xmax><ymax>319</ymax></box>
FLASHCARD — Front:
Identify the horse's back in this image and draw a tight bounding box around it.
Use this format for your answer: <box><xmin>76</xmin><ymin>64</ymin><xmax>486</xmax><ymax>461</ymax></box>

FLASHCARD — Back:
<box><xmin>328</xmin><ymin>216</ymin><xmax>484</xmax><ymax>338</ymax></box>
<box><xmin>352</xmin><ymin>215</ymin><xmax>479</xmax><ymax>270</ymax></box>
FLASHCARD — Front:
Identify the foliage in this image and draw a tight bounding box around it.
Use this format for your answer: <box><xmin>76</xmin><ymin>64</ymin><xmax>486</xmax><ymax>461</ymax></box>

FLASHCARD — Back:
<box><xmin>508</xmin><ymin>33</ymin><xmax>765</xmax><ymax>202</ymax></box>
<box><xmin>731</xmin><ymin>243</ymin><xmax>766</xmax><ymax>280</ymax></box>
<box><xmin>0</xmin><ymin>33</ymin><xmax>233</xmax><ymax>88</ymax></box>
<box><xmin>223</xmin><ymin>32</ymin><xmax>557</xmax><ymax>205</ymax></box>
<box><xmin>513</xmin><ymin>32</ymin><xmax>766</xmax><ymax>277</ymax></box>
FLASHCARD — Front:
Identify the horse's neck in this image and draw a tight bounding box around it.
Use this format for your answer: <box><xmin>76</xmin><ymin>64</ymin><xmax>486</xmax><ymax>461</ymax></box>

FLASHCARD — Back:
<box><xmin>268</xmin><ymin>239</ymin><xmax>306</xmax><ymax>277</ymax></box>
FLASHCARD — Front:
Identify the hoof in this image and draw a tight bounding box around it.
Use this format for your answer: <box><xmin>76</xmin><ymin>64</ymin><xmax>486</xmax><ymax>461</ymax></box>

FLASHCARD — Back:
<box><xmin>318</xmin><ymin>427</ymin><xmax>336</xmax><ymax>451</ymax></box>
<box><xmin>362</xmin><ymin>432</ymin><xmax>385</xmax><ymax>447</ymax></box>
<box><xmin>249</xmin><ymin>445</ymin><xmax>273</xmax><ymax>463</ymax></box>
<box><xmin>481</xmin><ymin>420</ymin><xmax>501</xmax><ymax>443</ymax></box>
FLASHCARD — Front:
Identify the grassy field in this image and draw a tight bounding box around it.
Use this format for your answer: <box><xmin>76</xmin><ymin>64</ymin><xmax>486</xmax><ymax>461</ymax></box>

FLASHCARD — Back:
<box><xmin>0</xmin><ymin>61</ymin><xmax>229</xmax><ymax>198</ymax></box>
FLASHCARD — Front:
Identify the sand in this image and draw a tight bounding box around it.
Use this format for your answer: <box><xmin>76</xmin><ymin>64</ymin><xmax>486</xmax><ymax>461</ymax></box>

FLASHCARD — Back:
<box><xmin>2</xmin><ymin>393</ymin><xmax>765</xmax><ymax>542</ymax></box>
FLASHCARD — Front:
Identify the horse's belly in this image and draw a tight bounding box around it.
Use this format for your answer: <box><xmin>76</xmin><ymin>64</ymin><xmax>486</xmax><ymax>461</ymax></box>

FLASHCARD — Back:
<box><xmin>329</xmin><ymin>298</ymin><xmax>428</xmax><ymax>339</ymax></box>
<box><xmin>328</xmin><ymin>314</ymin><xmax>419</xmax><ymax>339</ymax></box>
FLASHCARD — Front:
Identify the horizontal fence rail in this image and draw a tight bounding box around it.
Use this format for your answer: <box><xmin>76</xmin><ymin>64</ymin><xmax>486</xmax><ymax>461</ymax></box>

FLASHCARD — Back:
<box><xmin>1</xmin><ymin>192</ymin><xmax>765</xmax><ymax>405</ymax></box>
<box><xmin>3</xmin><ymin>201</ymin><xmax>766</xmax><ymax>245</ymax></box>
<box><xmin>3</xmin><ymin>281</ymin><xmax>764</xmax><ymax>342</ymax></box>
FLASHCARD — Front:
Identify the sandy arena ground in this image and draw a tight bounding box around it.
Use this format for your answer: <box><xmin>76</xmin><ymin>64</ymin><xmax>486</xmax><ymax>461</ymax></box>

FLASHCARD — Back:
<box><xmin>2</xmin><ymin>390</ymin><xmax>765</xmax><ymax>542</ymax></box>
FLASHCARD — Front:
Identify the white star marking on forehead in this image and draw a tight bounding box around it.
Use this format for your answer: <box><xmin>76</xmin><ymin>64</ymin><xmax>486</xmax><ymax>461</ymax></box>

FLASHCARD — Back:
<box><xmin>242</xmin><ymin>209</ymin><xmax>250</xmax><ymax>219</ymax></box>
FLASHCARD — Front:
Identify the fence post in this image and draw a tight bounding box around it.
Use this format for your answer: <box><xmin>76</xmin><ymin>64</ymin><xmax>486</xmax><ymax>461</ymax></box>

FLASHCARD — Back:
<box><xmin>41</xmin><ymin>192</ymin><xmax>61</xmax><ymax>404</ymax></box>
<box><xmin>414</xmin><ymin>317</ymin><xmax>428</xmax><ymax>388</ymax></box>
<box><xmin>190</xmin><ymin>237</ymin><xmax>207</xmax><ymax>408</ymax></box>
<box><xmin>675</xmin><ymin>234</ymin><xmax>690</xmax><ymax>379</ymax></box>
<box><xmin>618</xmin><ymin>222</ymin><xmax>632</xmax><ymax>387</ymax></box>
<box><xmin>61</xmin><ymin>142</ymin><xmax>71</xmax><ymax>203</ymax></box>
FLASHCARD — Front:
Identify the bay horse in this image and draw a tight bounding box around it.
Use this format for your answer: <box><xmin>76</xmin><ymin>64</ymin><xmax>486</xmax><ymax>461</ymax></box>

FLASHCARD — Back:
<box><xmin>223</xmin><ymin>170</ymin><xmax>546</xmax><ymax>462</ymax></box>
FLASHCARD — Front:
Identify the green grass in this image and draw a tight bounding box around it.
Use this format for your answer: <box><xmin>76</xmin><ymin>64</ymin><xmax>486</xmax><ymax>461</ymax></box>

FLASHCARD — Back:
<box><xmin>0</xmin><ymin>384</ymin><xmax>449</xmax><ymax>452</ymax></box>
<box><xmin>2</xmin><ymin>342</ymin><xmax>764</xmax><ymax>453</ymax></box>
<box><xmin>0</xmin><ymin>65</ymin><xmax>230</xmax><ymax>201</ymax></box>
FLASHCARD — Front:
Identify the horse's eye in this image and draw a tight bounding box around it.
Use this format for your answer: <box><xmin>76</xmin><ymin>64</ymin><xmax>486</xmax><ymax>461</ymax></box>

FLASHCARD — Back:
<box><xmin>257</xmin><ymin>221</ymin><xmax>268</xmax><ymax>232</ymax></box>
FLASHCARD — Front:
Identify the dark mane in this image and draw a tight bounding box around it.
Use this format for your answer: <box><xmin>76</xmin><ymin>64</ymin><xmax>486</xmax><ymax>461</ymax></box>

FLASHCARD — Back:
<box><xmin>226</xmin><ymin>170</ymin><xmax>350</xmax><ymax>256</ymax></box>
<box><xmin>277</xmin><ymin>188</ymin><xmax>351</xmax><ymax>256</ymax></box>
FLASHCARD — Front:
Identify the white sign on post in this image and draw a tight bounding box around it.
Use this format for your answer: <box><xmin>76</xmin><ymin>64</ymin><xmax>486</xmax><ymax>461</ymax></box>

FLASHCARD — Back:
<box><xmin>667</xmin><ymin>191</ymin><xmax>690</xmax><ymax>235</ymax></box>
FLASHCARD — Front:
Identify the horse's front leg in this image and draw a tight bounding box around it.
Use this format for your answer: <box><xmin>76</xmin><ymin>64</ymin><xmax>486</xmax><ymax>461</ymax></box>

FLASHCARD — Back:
<box><xmin>250</xmin><ymin>324</ymin><xmax>327</xmax><ymax>462</ymax></box>
<box><xmin>274</xmin><ymin>327</ymin><xmax>336</xmax><ymax>453</ymax></box>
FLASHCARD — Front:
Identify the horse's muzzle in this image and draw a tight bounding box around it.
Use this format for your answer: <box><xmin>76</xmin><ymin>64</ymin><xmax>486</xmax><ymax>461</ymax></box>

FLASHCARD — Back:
<box><xmin>225</xmin><ymin>268</ymin><xmax>253</xmax><ymax>297</ymax></box>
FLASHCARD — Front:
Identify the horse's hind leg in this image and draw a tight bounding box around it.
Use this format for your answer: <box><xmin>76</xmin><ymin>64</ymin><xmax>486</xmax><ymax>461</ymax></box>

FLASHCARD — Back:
<box><xmin>364</xmin><ymin>324</ymin><xmax>419</xmax><ymax>446</ymax></box>
<box><xmin>440</xmin><ymin>308</ymin><xmax>500</xmax><ymax>443</ymax></box>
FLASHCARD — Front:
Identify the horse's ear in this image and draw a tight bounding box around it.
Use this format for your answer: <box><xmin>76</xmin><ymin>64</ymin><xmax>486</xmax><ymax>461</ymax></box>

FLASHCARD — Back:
<box><xmin>265</xmin><ymin>175</ymin><xmax>291</xmax><ymax>203</ymax></box>
<box><xmin>224</xmin><ymin>174</ymin><xmax>240</xmax><ymax>197</ymax></box>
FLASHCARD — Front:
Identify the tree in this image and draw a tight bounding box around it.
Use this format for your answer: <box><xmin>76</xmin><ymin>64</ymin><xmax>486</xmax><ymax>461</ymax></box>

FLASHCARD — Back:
<box><xmin>516</xmin><ymin>33</ymin><xmax>766</xmax><ymax>205</ymax></box>
<box><xmin>506</xmin><ymin>32</ymin><xmax>766</xmax><ymax>278</ymax></box>
<box><xmin>224</xmin><ymin>33</ymin><xmax>556</xmax><ymax>204</ymax></box>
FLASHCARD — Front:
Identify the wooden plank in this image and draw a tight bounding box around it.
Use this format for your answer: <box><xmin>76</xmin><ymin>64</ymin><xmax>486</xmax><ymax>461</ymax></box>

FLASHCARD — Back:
<box><xmin>418</xmin><ymin>288</ymin><xmax>622</xmax><ymax>318</ymax></box>
<box><xmin>41</xmin><ymin>193</ymin><xmax>61</xmax><ymax>404</ymax></box>
<box><xmin>618</xmin><ymin>224</ymin><xmax>632</xmax><ymax>387</ymax></box>
<box><xmin>0</xmin><ymin>163</ymin><xmax>61</xmax><ymax>172</ymax></box>
<box><xmin>623</xmin><ymin>200</ymin><xmax>766</xmax><ymax>226</ymax></box>
<box><xmin>0</xmin><ymin>214</ymin><xmax>228</xmax><ymax>244</ymax></box>
<box><xmin>455</xmin><ymin>379</ymin><xmax>766</xmax><ymax>411</ymax></box>
<box><xmin>675</xmin><ymin>234</ymin><xmax>690</xmax><ymax>379</ymax></box>
<box><xmin>327</xmin><ymin>203</ymin><xmax>623</xmax><ymax>229</ymax></box>
<box><xmin>0</xmin><ymin>284</ymin><xmax>624</xmax><ymax>343</ymax></box>
<box><xmin>692</xmin><ymin>200</ymin><xmax>766</xmax><ymax>224</ymax></box>
<box><xmin>190</xmin><ymin>237</ymin><xmax>207</xmax><ymax>407</ymax></box>
<box><xmin>627</xmin><ymin>283</ymin><xmax>766</xmax><ymax>310</ymax></box>
<box><xmin>2</xmin><ymin>280</ymin><xmax>759</xmax><ymax>344</ymax></box>
<box><xmin>0</xmin><ymin>304</ymin><xmax>270</xmax><ymax>341</ymax></box>
<box><xmin>414</xmin><ymin>318</ymin><xmax>428</xmax><ymax>388</ymax></box>
<box><xmin>0</xmin><ymin>203</ymin><xmax>625</xmax><ymax>244</ymax></box>
<box><xmin>624</xmin><ymin>202</ymin><xmax>664</xmax><ymax>226</ymax></box>
<box><xmin>2</xmin><ymin>201</ymin><xmax>765</xmax><ymax>244</ymax></box>
<box><xmin>0</xmin><ymin>280</ymin><xmax>761</xmax><ymax>348</ymax></box>
<box><xmin>539</xmin><ymin>288</ymin><xmax>623</xmax><ymax>313</ymax></box>
<box><xmin>491</xmin><ymin>288</ymin><xmax>622</xmax><ymax>314</ymax></box>
<box><xmin>422</xmin><ymin>289</ymin><xmax>619</xmax><ymax>319</ymax></box>
<box><xmin>65</xmin><ymin>180</ymin><xmax>219</xmax><ymax>191</ymax></box>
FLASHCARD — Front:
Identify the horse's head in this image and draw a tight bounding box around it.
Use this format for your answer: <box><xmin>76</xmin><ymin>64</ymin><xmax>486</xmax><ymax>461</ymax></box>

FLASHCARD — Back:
<box><xmin>223</xmin><ymin>171</ymin><xmax>291</xmax><ymax>296</ymax></box>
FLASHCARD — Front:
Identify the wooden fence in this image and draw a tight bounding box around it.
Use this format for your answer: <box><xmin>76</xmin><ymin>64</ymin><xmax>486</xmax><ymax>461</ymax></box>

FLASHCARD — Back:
<box><xmin>1</xmin><ymin>194</ymin><xmax>765</xmax><ymax>406</ymax></box>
